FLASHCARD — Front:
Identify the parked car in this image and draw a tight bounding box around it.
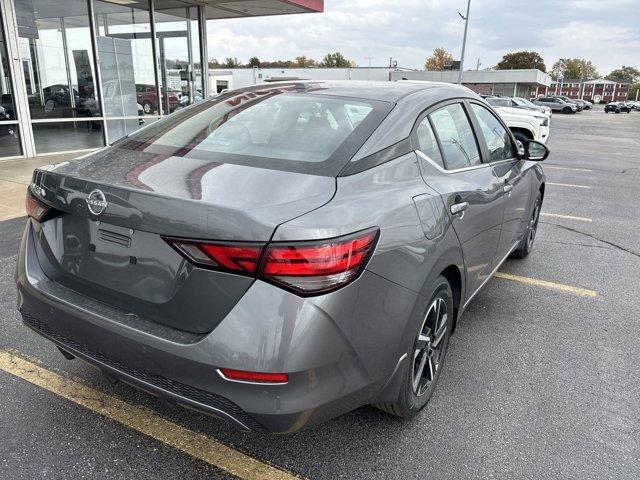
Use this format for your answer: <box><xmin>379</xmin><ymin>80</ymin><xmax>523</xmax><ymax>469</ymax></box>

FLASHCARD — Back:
<box><xmin>549</xmin><ymin>95</ymin><xmax>583</xmax><ymax>111</ymax></box>
<box><xmin>18</xmin><ymin>81</ymin><xmax>548</xmax><ymax>433</ymax></box>
<box><xmin>531</xmin><ymin>96</ymin><xmax>577</xmax><ymax>114</ymax></box>
<box><xmin>604</xmin><ymin>101</ymin><xmax>632</xmax><ymax>113</ymax></box>
<box><xmin>485</xmin><ymin>96</ymin><xmax>550</xmax><ymax>143</ymax></box>
<box><xmin>511</xmin><ymin>97</ymin><xmax>552</xmax><ymax>116</ymax></box>
<box><xmin>135</xmin><ymin>84</ymin><xmax>182</xmax><ymax>114</ymax></box>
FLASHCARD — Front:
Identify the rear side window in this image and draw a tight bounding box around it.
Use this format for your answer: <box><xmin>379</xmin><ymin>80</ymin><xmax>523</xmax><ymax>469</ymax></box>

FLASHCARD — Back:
<box><xmin>470</xmin><ymin>104</ymin><xmax>515</xmax><ymax>162</ymax></box>
<box><xmin>120</xmin><ymin>87</ymin><xmax>392</xmax><ymax>176</ymax></box>
<box><xmin>415</xmin><ymin>118</ymin><xmax>444</xmax><ymax>168</ymax></box>
<box><xmin>429</xmin><ymin>104</ymin><xmax>481</xmax><ymax>170</ymax></box>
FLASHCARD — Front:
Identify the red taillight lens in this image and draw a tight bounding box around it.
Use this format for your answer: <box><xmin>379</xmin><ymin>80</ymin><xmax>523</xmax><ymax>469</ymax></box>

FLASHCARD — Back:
<box><xmin>168</xmin><ymin>241</ymin><xmax>262</xmax><ymax>274</ymax></box>
<box><xmin>25</xmin><ymin>188</ymin><xmax>51</xmax><ymax>222</ymax></box>
<box><xmin>261</xmin><ymin>229</ymin><xmax>378</xmax><ymax>295</ymax></box>
<box><xmin>218</xmin><ymin>368</ymin><xmax>288</xmax><ymax>384</ymax></box>
<box><xmin>165</xmin><ymin>228</ymin><xmax>378</xmax><ymax>295</ymax></box>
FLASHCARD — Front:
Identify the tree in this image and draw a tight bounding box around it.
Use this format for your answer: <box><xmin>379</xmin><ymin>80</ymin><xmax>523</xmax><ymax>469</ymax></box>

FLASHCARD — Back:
<box><xmin>550</xmin><ymin>58</ymin><xmax>599</xmax><ymax>80</ymax></box>
<box><xmin>221</xmin><ymin>57</ymin><xmax>242</xmax><ymax>68</ymax></box>
<box><xmin>320</xmin><ymin>52</ymin><xmax>351</xmax><ymax>68</ymax></box>
<box><xmin>495</xmin><ymin>51</ymin><xmax>546</xmax><ymax>72</ymax></box>
<box><xmin>605</xmin><ymin>66</ymin><xmax>640</xmax><ymax>84</ymax></box>
<box><xmin>425</xmin><ymin>48</ymin><xmax>454</xmax><ymax>71</ymax></box>
<box><xmin>247</xmin><ymin>57</ymin><xmax>261</xmax><ymax>68</ymax></box>
<box><xmin>295</xmin><ymin>55</ymin><xmax>316</xmax><ymax>68</ymax></box>
<box><xmin>630</xmin><ymin>83</ymin><xmax>640</xmax><ymax>102</ymax></box>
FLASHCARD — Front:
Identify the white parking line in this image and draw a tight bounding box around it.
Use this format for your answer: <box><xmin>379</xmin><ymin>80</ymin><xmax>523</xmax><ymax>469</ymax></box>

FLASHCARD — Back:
<box><xmin>545</xmin><ymin>166</ymin><xmax>593</xmax><ymax>172</ymax></box>
<box><xmin>540</xmin><ymin>212</ymin><xmax>592</xmax><ymax>222</ymax></box>
<box><xmin>547</xmin><ymin>182</ymin><xmax>591</xmax><ymax>189</ymax></box>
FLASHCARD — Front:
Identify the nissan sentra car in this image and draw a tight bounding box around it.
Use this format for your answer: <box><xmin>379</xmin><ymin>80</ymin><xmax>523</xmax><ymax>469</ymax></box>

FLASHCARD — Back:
<box><xmin>16</xmin><ymin>81</ymin><xmax>548</xmax><ymax>433</ymax></box>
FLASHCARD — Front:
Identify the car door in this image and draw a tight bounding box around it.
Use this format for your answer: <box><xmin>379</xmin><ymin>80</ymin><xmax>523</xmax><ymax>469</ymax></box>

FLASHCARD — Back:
<box><xmin>468</xmin><ymin>101</ymin><xmax>532</xmax><ymax>260</ymax></box>
<box><xmin>413</xmin><ymin>100</ymin><xmax>505</xmax><ymax>298</ymax></box>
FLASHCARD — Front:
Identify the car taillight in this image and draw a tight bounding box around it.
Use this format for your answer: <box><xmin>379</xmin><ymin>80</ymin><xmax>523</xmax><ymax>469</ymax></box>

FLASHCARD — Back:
<box><xmin>25</xmin><ymin>187</ymin><xmax>51</xmax><ymax>222</ymax></box>
<box><xmin>167</xmin><ymin>241</ymin><xmax>262</xmax><ymax>274</ymax></box>
<box><xmin>164</xmin><ymin>228</ymin><xmax>378</xmax><ymax>296</ymax></box>
<box><xmin>261</xmin><ymin>229</ymin><xmax>378</xmax><ymax>295</ymax></box>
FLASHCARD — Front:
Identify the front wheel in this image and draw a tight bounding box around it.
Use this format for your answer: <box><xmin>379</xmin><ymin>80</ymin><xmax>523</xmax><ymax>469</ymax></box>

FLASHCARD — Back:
<box><xmin>562</xmin><ymin>107</ymin><xmax>572</xmax><ymax>114</ymax></box>
<box><xmin>373</xmin><ymin>276</ymin><xmax>453</xmax><ymax>418</ymax></box>
<box><xmin>512</xmin><ymin>192</ymin><xmax>542</xmax><ymax>259</ymax></box>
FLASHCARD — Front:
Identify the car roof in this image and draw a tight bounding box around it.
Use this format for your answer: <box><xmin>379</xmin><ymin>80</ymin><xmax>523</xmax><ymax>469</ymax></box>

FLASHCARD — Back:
<box><xmin>222</xmin><ymin>80</ymin><xmax>474</xmax><ymax>103</ymax></box>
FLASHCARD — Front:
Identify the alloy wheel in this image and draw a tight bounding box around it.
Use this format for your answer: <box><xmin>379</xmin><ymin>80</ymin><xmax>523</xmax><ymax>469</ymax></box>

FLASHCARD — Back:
<box><xmin>412</xmin><ymin>297</ymin><xmax>448</xmax><ymax>397</ymax></box>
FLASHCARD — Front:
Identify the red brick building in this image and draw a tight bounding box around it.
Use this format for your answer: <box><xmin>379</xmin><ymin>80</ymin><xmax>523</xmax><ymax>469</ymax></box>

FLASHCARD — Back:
<box><xmin>539</xmin><ymin>79</ymin><xmax>630</xmax><ymax>103</ymax></box>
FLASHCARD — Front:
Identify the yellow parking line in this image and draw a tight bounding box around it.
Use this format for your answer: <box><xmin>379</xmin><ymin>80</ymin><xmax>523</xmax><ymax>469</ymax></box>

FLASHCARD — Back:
<box><xmin>540</xmin><ymin>212</ymin><xmax>592</xmax><ymax>222</ymax></box>
<box><xmin>547</xmin><ymin>182</ymin><xmax>591</xmax><ymax>189</ymax></box>
<box><xmin>494</xmin><ymin>272</ymin><xmax>597</xmax><ymax>298</ymax></box>
<box><xmin>545</xmin><ymin>166</ymin><xmax>593</xmax><ymax>172</ymax></box>
<box><xmin>0</xmin><ymin>350</ymin><xmax>301</xmax><ymax>480</ymax></box>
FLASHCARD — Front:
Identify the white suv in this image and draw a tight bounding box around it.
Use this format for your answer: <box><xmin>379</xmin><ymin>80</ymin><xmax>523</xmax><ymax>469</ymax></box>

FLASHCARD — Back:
<box><xmin>485</xmin><ymin>97</ymin><xmax>550</xmax><ymax>144</ymax></box>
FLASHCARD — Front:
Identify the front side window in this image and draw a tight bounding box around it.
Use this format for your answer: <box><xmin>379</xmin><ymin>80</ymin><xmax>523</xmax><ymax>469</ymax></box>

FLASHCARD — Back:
<box><xmin>428</xmin><ymin>104</ymin><xmax>481</xmax><ymax>170</ymax></box>
<box><xmin>471</xmin><ymin>104</ymin><xmax>515</xmax><ymax>162</ymax></box>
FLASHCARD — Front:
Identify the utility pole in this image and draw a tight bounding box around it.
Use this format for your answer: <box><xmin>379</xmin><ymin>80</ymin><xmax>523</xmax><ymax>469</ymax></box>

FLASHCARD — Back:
<box><xmin>457</xmin><ymin>0</ymin><xmax>471</xmax><ymax>84</ymax></box>
<box><xmin>476</xmin><ymin>58</ymin><xmax>481</xmax><ymax>70</ymax></box>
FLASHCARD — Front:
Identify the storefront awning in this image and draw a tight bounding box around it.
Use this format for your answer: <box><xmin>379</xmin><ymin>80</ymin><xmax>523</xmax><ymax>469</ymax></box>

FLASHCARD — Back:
<box><xmin>199</xmin><ymin>0</ymin><xmax>324</xmax><ymax>19</ymax></box>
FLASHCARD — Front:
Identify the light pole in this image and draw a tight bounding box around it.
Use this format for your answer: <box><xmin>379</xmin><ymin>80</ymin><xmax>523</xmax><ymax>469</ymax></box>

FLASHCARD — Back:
<box><xmin>457</xmin><ymin>0</ymin><xmax>471</xmax><ymax>84</ymax></box>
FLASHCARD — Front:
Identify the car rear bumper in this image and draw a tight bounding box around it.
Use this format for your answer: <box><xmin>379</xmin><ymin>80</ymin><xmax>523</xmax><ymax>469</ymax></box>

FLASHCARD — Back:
<box><xmin>15</xmin><ymin>220</ymin><xmax>405</xmax><ymax>433</ymax></box>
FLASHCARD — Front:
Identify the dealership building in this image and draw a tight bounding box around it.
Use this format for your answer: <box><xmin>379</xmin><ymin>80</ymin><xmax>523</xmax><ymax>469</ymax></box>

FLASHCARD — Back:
<box><xmin>0</xmin><ymin>0</ymin><xmax>323</xmax><ymax>160</ymax></box>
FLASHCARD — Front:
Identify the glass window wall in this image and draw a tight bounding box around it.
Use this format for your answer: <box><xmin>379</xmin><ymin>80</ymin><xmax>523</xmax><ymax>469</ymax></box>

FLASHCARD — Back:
<box><xmin>94</xmin><ymin>0</ymin><xmax>157</xmax><ymax>143</ymax></box>
<box><xmin>1</xmin><ymin>15</ymin><xmax>22</xmax><ymax>156</ymax></box>
<box><xmin>154</xmin><ymin>2</ymin><xmax>202</xmax><ymax>114</ymax></box>
<box><xmin>15</xmin><ymin>0</ymin><xmax>104</xmax><ymax>154</ymax></box>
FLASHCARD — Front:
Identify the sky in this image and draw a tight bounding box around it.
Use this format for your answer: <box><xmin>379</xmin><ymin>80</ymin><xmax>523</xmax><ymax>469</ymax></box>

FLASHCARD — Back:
<box><xmin>205</xmin><ymin>0</ymin><xmax>640</xmax><ymax>76</ymax></box>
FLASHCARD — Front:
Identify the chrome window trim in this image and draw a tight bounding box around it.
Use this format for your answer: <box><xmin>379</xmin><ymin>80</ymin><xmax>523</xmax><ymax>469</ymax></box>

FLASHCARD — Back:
<box><xmin>415</xmin><ymin>149</ymin><xmax>514</xmax><ymax>174</ymax></box>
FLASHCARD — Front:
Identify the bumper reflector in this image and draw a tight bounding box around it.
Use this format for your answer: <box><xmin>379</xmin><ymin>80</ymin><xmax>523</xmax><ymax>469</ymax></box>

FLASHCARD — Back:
<box><xmin>218</xmin><ymin>368</ymin><xmax>288</xmax><ymax>384</ymax></box>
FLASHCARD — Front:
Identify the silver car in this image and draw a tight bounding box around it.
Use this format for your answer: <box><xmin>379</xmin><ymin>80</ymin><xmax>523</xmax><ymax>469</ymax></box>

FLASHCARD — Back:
<box><xmin>17</xmin><ymin>81</ymin><xmax>548</xmax><ymax>433</ymax></box>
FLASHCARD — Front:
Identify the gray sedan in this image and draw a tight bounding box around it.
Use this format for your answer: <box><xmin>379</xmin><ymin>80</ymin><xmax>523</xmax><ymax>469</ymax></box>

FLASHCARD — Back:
<box><xmin>17</xmin><ymin>81</ymin><xmax>548</xmax><ymax>433</ymax></box>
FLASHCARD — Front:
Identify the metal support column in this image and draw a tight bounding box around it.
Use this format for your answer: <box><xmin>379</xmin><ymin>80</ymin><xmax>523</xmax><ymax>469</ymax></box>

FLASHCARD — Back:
<box><xmin>59</xmin><ymin>17</ymin><xmax>77</xmax><ymax>110</ymax></box>
<box><xmin>87</xmin><ymin>0</ymin><xmax>108</xmax><ymax>146</ymax></box>
<box><xmin>198</xmin><ymin>5</ymin><xmax>209</xmax><ymax>98</ymax></box>
<box><xmin>149</xmin><ymin>0</ymin><xmax>163</xmax><ymax>115</ymax></box>
<box><xmin>186</xmin><ymin>7</ymin><xmax>194</xmax><ymax>103</ymax></box>
<box><xmin>1</xmin><ymin>0</ymin><xmax>36</xmax><ymax>157</ymax></box>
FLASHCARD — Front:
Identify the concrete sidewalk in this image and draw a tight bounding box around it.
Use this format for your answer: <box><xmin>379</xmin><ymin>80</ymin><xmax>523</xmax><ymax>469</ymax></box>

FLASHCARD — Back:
<box><xmin>0</xmin><ymin>154</ymin><xmax>78</xmax><ymax>221</ymax></box>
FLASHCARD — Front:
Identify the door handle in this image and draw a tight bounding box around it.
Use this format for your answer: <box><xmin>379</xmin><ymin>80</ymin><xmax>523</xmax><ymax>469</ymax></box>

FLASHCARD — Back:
<box><xmin>503</xmin><ymin>184</ymin><xmax>514</xmax><ymax>194</ymax></box>
<box><xmin>450</xmin><ymin>201</ymin><xmax>469</xmax><ymax>215</ymax></box>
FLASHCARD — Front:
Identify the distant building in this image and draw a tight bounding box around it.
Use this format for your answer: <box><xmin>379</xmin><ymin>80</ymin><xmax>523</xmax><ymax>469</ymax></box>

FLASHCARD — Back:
<box><xmin>540</xmin><ymin>79</ymin><xmax>630</xmax><ymax>103</ymax></box>
<box><xmin>388</xmin><ymin>69</ymin><xmax>552</xmax><ymax>98</ymax></box>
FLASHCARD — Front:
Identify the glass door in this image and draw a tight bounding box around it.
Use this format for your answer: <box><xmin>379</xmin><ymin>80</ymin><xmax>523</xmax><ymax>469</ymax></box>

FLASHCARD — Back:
<box><xmin>14</xmin><ymin>0</ymin><xmax>105</xmax><ymax>154</ymax></box>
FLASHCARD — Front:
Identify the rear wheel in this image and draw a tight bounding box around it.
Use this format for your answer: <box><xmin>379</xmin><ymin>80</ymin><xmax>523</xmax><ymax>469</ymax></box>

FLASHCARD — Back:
<box><xmin>374</xmin><ymin>276</ymin><xmax>452</xmax><ymax>418</ymax></box>
<box><xmin>142</xmin><ymin>101</ymin><xmax>153</xmax><ymax>114</ymax></box>
<box><xmin>512</xmin><ymin>191</ymin><xmax>541</xmax><ymax>259</ymax></box>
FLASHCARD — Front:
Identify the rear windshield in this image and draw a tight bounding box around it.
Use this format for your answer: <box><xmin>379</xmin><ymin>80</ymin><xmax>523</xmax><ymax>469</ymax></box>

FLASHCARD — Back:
<box><xmin>118</xmin><ymin>85</ymin><xmax>392</xmax><ymax>176</ymax></box>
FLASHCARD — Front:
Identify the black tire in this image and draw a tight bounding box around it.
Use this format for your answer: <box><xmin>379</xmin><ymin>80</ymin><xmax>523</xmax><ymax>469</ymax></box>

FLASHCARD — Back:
<box><xmin>374</xmin><ymin>276</ymin><xmax>453</xmax><ymax>418</ymax></box>
<box><xmin>142</xmin><ymin>101</ymin><xmax>153</xmax><ymax>114</ymax></box>
<box><xmin>562</xmin><ymin>107</ymin><xmax>572</xmax><ymax>114</ymax></box>
<box><xmin>512</xmin><ymin>191</ymin><xmax>542</xmax><ymax>259</ymax></box>
<box><xmin>513</xmin><ymin>131</ymin><xmax>531</xmax><ymax>145</ymax></box>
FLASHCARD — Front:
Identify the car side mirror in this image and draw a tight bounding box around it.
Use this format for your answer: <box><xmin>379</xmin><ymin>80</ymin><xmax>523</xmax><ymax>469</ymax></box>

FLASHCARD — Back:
<box><xmin>524</xmin><ymin>140</ymin><xmax>549</xmax><ymax>161</ymax></box>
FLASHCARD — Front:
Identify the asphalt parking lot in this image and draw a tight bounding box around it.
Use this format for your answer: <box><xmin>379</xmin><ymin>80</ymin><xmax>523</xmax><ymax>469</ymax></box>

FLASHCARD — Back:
<box><xmin>1</xmin><ymin>108</ymin><xmax>639</xmax><ymax>479</ymax></box>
